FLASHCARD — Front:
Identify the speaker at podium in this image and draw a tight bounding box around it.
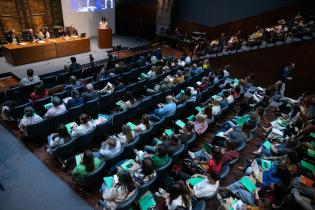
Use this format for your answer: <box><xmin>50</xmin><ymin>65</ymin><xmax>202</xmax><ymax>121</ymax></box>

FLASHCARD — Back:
<box><xmin>98</xmin><ymin>17</ymin><xmax>112</xmax><ymax>49</ymax></box>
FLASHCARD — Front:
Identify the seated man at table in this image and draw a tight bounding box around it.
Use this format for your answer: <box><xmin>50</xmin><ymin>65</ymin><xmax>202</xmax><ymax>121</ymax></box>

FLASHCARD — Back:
<box><xmin>23</xmin><ymin>29</ymin><xmax>36</xmax><ymax>42</ymax></box>
<box><xmin>19</xmin><ymin>69</ymin><xmax>41</xmax><ymax>86</ymax></box>
<box><xmin>6</xmin><ymin>30</ymin><xmax>20</xmax><ymax>44</ymax></box>
<box><xmin>67</xmin><ymin>24</ymin><xmax>78</xmax><ymax>36</ymax></box>
<box><xmin>153</xmin><ymin>95</ymin><xmax>177</xmax><ymax>118</ymax></box>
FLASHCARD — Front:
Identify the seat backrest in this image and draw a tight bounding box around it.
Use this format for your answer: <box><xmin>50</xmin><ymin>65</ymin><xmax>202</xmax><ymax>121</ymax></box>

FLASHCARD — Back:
<box><xmin>172</xmin><ymin>144</ymin><xmax>185</xmax><ymax>160</ymax></box>
<box><xmin>78</xmin><ymin>161</ymin><xmax>106</xmax><ymax>187</ymax></box>
<box><xmin>112</xmin><ymin>110</ymin><xmax>127</xmax><ymax>127</ymax></box>
<box><xmin>53</xmin><ymin>91</ymin><xmax>68</xmax><ymax>99</ymax></box>
<box><xmin>138</xmin><ymin>175</ymin><xmax>157</xmax><ymax>195</ymax></box>
<box><xmin>137</xmin><ymin>126</ymin><xmax>153</xmax><ymax>147</ymax></box>
<box><xmin>33</xmin><ymin>96</ymin><xmax>51</xmax><ymax>113</ymax></box>
<box><xmin>84</xmin><ymin>98</ymin><xmax>99</xmax><ymax>116</ymax></box>
<box><xmin>11</xmin><ymin>100</ymin><xmax>32</xmax><ymax>120</ymax></box>
<box><xmin>26</xmin><ymin>119</ymin><xmax>50</xmax><ymax>140</ymax></box>
<box><xmin>75</xmin><ymin>128</ymin><xmax>96</xmax><ymax>151</ymax></box>
<box><xmin>49</xmin><ymin>111</ymin><xmax>69</xmax><ymax>131</ymax></box>
<box><xmin>95</xmin><ymin>120</ymin><xmax>110</xmax><ymax>141</ymax></box>
<box><xmin>6</xmin><ymin>86</ymin><xmax>24</xmax><ymax>101</ymax></box>
<box><xmin>67</xmin><ymin>104</ymin><xmax>84</xmax><ymax>122</ymax></box>
<box><xmin>52</xmin><ymin>138</ymin><xmax>77</xmax><ymax>161</ymax></box>
<box><xmin>56</xmin><ymin>72</ymin><xmax>70</xmax><ymax>85</ymax></box>
<box><xmin>112</xmin><ymin>88</ymin><xmax>126</xmax><ymax>102</ymax></box>
<box><xmin>156</xmin><ymin>157</ymin><xmax>172</xmax><ymax>176</ymax></box>
<box><xmin>99</xmin><ymin>93</ymin><xmax>113</xmax><ymax>109</ymax></box>
<box><xmin>104</xmin><ymin>148</ymin><xmax>125</xmax><ymax>168</ymax></box>
<box><xmin>116</xmin><ymin>189</ymin><xmax>139</xmax><ymax>210</ymax></box>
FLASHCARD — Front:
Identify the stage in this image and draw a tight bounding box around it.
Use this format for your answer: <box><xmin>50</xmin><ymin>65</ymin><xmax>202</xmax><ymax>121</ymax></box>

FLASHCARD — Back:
<box><xmin>0</xmin><ymin>35</ymin><xmax>150</xmax><ymax>79</ymax></box>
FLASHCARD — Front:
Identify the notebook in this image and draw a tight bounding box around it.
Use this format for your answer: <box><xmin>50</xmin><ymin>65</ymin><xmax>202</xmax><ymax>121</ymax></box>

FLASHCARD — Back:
<box><xmin>188</xmin><ymin>177</ymin><xmax>205</xmax><ymax>186</ymax></box>
<box><xmin>165</xmin><ymin>129</ymin><xmax>174</xmax><ymax>137</ymax></box>
<box><xmin>240</xmin><ymin>177</ymin><xmax>256</xmax><ymax>192</ymax></box>
<box><xmin>175</xmin><ymin>120</ymin><xmax>185</xmax><ymax>128</ymax></box>
<box><xmin>263</xmin><ymin>140</ymin><xmax>272</xmax><ymax>150</ymax></box>
<box><xmin>65</xmin><ymin>122</ymin><xmax>78</xmax><ymax>133</ymax></box>
<box><xmin>186</xmin><ymin>115</ymin><xmax>195</xmax><ymax>121</ymax></box>
<box><xmin>195</xmin><ymin>106</ymin><xmax>204</xmax><ymax>112</ymax></box>
<box><xmin>138</xmin><ymin>191</ymin><xmax>156</xmax><ymax>210</ymax></box>
<box><xmin>261</xmin><ymin>159</ymin><xmax>272</xmax><ymax>170</ymax></box>
<box><xmin>301</xmin><ymin>160</ymin><xmax>315</xmax><ymax>172</ymax></box>
<box><xmin>127</xmin><ymin>122</ymin><xmax>136</xmax><ymax>131</ymax></box>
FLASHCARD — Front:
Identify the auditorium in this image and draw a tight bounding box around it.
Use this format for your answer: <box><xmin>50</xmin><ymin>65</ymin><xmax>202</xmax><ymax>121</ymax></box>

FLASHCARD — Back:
<box><xmin>0</xmin><ymin>0</ymin><xmax>315</xmax><ymax>210</ymax></box>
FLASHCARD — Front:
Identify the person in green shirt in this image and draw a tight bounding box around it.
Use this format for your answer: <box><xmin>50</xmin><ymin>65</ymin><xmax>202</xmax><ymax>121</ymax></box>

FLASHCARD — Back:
<box><xmin>150</xmin><ymin>143</ymin><xmax>170</xmax><ymax>169</ymax></box>
<box><xmin>72</xmin><ymin>150</ymin><xmax>102</xmax><ymax>178</ymax></box>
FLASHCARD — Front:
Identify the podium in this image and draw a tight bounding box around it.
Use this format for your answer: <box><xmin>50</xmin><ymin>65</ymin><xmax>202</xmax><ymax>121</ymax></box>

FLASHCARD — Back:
<box><xmin>98</xmin><ymin>28</ymin><xmax>112</xmax><ymax>49</ymax></box>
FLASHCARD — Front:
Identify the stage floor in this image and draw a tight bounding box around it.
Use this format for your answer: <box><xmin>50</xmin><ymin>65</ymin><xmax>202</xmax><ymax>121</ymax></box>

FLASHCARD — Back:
<box><xmin>0</xmin><ymin>35</ymin><xmax>150</xmax><ymax>79</ymax></box>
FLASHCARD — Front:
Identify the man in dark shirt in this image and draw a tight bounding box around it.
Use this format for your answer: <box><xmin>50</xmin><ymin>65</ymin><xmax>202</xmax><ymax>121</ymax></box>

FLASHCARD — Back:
<box><xmin>23</xmin><ymin>29</ymin><xmax>36</xmax><ymax>42</ymax></box>
<box><xmin>68</xmin><ymin>57</ymin><xmax>81</xmax><ymax>72</ymax></box>
<box><xmin>6</xmin><ymin>30</ymin><xmax>20</xmax><ymax>44</ymax></box>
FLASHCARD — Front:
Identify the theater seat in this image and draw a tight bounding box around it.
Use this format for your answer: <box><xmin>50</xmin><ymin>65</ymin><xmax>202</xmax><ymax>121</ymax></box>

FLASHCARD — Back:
<box><xmin>172</xmin><ymin>144</ymin><xmax>185</xmax><ymax>161</ymax></box>
<box><xmin>138</xmin><ymin>175</ymin><xmax>157</xmax><ymax>195</ymax></box>
<box><xmin>226</xmin><ymin>156</ymin><xmax>240</xmax><ymax>165</ymax></box>
<box><xmin>236</xmin><ymin>141</ymin><xmax>246</xmax><ymax>152</ymax></box>
<box><xmin>25</xmin><ymin>119</ymin><xmax>50</xmax><ymax>142</ymax></box>
<box><xmin>218</xmin><ymin>165</ymin><xmax>230</xmax><ymax>180</ymax></box>
<box><xmin>52</xmin><ymin>138</ymin><xmax>77</xmax><ymax>163</ymax></box>
<box><xmin>192</xmin><ymin>200</ymin><xmax>206</xmax><ymax>210</ymax></box>
<box><xmin>98</xmin><ymin>189</ymin><xmax>139</xmax><ymax>210</ymax></box>
<box><xmin>156</xmin><ymin>157</ymin><xmax>172</xmax><ymax>177</ymax></box>
<box><xmin>75</xmin><ymin>128</ymin><xmax>96</xmax><ymax>151</ymax></box>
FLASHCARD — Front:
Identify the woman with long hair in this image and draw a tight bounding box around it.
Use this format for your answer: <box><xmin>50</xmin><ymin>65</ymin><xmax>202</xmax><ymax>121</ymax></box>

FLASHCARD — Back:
<box><xmin>102</xmin><ymin>171</ymin><xmax>137</xmax><ymax>209</ymax></box>
<box><xmin>72</xmin><ymin>150</ymin><xmax>101</xmax><ymax>177</ymax></box>
<box><xmin>116</xmin><ymin>124</ymin><xmax>135</xmax><ymax>144</ymax></box>
<box><xmin>166</xmin><ymin>182</ymin><xmax>192</xmax><ymax>210</ymax></box>
<box><xmin>135</xmin><ymin>114</ymin><xmax>151</xmax><ymax>132</ymax></box>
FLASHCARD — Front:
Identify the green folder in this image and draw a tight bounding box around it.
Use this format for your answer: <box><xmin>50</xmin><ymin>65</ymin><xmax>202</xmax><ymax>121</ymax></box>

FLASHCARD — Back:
<box><xmin>65</xmin><ymin>122</ymin><xmax>78</xmax><ymax>133</ymax></box>
<box><xmin>195</xmin><ymin>106</ymin><xmax>203</xmax><ymax>112</ymax></box>
<box><xmin>98</xmin><ymin>114</ymin><xmax>110</xmax><ymax>121</ymax></box>
<box><xmin>240</xmin><ymin>177</ymin><xmax>256</xmax><ymax>192</ymax></box>
<box><xmin>301</xmin><ymin>160</ymin><xmax>315</xmax><ymax>172</ymax></box>
<box><xmin>261</xmin><ymin>159</ymin><xmax>272</xmax><ymax>169</ymax></box>
<box><xmin>75</xmin><ymin>155</ymin><xmax>81</xmax><ymax>166</ymax></box>
<box><xmin>186</xmin><ymin>115</ymin><xmax>195</xmax><ymax>121</ymax></box>
<box><xmin>175</xmin><ymin>120</ymin><xmax>185</xmax><ymax>128</ymax></box>
<box><xmin>138</xmin><ymin>191</ymin><xmax>156</xmax><ymax>210</ymax></box>
<box><xmin>165</xmin><ymin>129</ymin><xmax>174</xmax><ymax>137</ymax></box>
<box><xmin>311</xmin><ymin>141</ymin><xmax>315</xmax><ymax>147</ymax></box>
<box><xmin>236</xmin><ymin>116</ymin><xmax>250</xmax><ymax>126</ymax></box>
<box><xmin>127</xmin><ymin>122</ymin><xmax>136</xmax><ymax>131</ymax></box>
<box><xmin>308</xmin><ymin>149</ymin><xmax>315</xmax><ymax>158</ymax></box>
<box><xmin>103</xmin><ymin>176</ymin><xmax>114</xmax><ymax>189</ymax></box>
<box><xmin>233</xmin><ymin>79</ymin><xmax>239</xmax><ymax>84</ymax></box>
<box><xmin>309</xmin><ymin>132</ymin><xmax>315</xmax><ymax>138</ymax></box>
<box><xmin>121</xmin><ymin>159</ymin><xmax>137</xmax><ymax>171</ymax></box>
<box><xmin>229</xmin><ymin>198</ymin><xmax>239</xmax><ymax>210</ymax></box>
<box><xmin>116</xmin><ymin>100</ymin><xmax>122</xmax><ymax>106</ymax></box>
<box><xmin>188</xmin><ymin>177</ymin><xmax>205</xmax><ymax>186</ymax></box>
<box><xmin>44</xmin><ymin>103</ymin><xmax>53</xmax><ymax>109</ymax></box>
<box><xmin>181</xmin><ymin>90</ymin><xmax>185</xmax><ymax>94</ymax></box>
<box><xmin>263</xmin><ymin>140</ymin><xmax>272</xmax><ymax>150</ymax></box>
<box><xmin>141</xmin><ymin>73</ymin><xmax>148</xmax><ymax>78</ymax></box>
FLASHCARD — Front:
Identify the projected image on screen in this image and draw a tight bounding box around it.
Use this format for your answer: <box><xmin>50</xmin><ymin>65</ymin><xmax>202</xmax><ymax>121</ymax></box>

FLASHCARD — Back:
<box><xmin>70</xmin><ymin>0</ymin><xmax>114</xmax><ymax>12</ymax></box>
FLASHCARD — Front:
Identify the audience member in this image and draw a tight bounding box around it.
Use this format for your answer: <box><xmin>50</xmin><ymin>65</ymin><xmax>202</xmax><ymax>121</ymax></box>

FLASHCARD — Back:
<box><xmin>20</xmin><ymin>69</ymin><xmax>41</xmax><ymax>86</ymax></box>
<box><xmin>44</xmin><ymin>96</ymin><xmax>67</xmax><ymax>118</ymax></box>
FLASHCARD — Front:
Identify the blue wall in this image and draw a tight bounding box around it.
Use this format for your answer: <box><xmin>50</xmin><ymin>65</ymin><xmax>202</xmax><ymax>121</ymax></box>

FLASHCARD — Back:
<box><xmin>173</xmin><ymin>0</ymin><xmax>300</xmax><ymax>26</ymax></box>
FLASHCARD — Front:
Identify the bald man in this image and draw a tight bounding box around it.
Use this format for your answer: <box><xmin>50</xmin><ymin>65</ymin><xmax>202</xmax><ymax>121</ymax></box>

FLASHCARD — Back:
<box><xmin>153</xmin><ymin>95</ymin><xmax>177</xmax><ymax>118</ymax></box>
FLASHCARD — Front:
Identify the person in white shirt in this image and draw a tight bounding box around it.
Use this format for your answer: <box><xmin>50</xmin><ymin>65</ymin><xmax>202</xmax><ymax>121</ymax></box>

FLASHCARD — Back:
<box><xmin>19</xmin><ymin>106</ymin><xmax>43</xmax><ymax>136</ymax></box>
<box><xmin>186</xmin><ymin>173</ymin><xmax>219</xmax><ymax>199</ymax></box>
<box><xmin>223</xmin><ymin>65</ymin><xmax>231</xmax><ymax>77</ymax></box>
<box><xmin>135</xmin><ymin>114</ymin><xmax>151</xmax><ymax>133</ymax></box>
<box><xmin>97</xmin><ymin>136</ymin><xmax>122</xmax><ymax>158</ymax></box>
<box><xmin>44</xmin><ymin>96</ymin><xmax>67</xmax><ymax>118</ymax></box>
<box><xmin>71</xmin><ymin>113</ymin><xmax>94</xmax><ymax>137</ymax></box>
<box><xmin>226</xmin><ymin>90</ymin><xmax>235</xmax><ymax>104</ymax></box>
<box><xmin>212</xmin><ymin>100</ymin><xmax>222</xmax><ymax>116</ymax></box>
<box><xmin>163</xmin><ymin>183</ymin><xmax>192</xmax><ymax>210</ymax></box>
<box><xmin>116</xmin><ymin>124</ymin><xmax>135</xmax><ymax>145</ymax></box>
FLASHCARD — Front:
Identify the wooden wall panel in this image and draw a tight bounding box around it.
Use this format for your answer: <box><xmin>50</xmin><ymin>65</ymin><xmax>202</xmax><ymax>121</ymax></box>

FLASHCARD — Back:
<box><xmin>0</xmin><ymin>0</ymin><xmax>63</xmax><ymax>37</ymax></box>
<box><xmin>208</xmin><ymin>39</ymin><xmax>315</xmax><ymax>98</ymax></box>
<box><xmin>172</xmin><ymin>1</ymin><xmax>315</xmax><ymax>40</ymax></box>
